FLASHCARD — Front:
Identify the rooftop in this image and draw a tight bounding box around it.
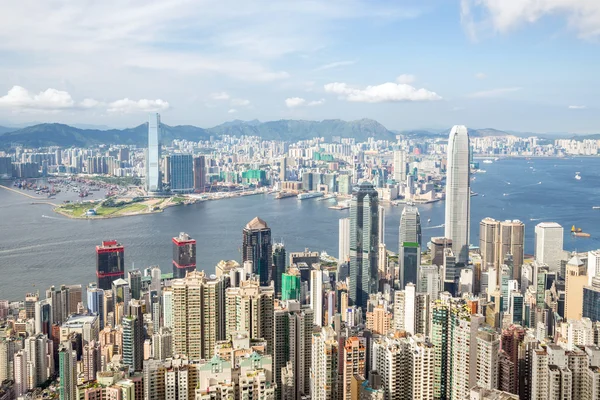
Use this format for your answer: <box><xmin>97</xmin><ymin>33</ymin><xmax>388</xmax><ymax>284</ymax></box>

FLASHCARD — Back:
<box><xmin>245</xmin><ymin>216</ymin><xmax>269</xmax><ymax>230</ymax></box>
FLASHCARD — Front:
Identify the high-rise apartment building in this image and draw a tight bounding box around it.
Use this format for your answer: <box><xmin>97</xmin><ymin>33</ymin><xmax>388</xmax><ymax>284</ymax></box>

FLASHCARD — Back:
<box><xmin>311</xmin><ymin>326</ymin><xmax>338</xmax><ymax>400</ymax></box>
<box><xmin>449</xmin><ymin>308</ymin><xmax>484</xmax><ymax>400</ymax></box>
<box><xmin>172</xmin><ymin>232</ymin><xmax>197</xmax><ymax>279</ymax></box>
<box><xmin>58</xmin><ymin>341</ymin><xmax>77</xmax><ymax>400</ymax></box>
<box><xmin>146</xmin><ymin>113</ymin><xmax>162</xmax><ymax>193</ymax></box>
<box><xmin>534</xmin><ymin>222</ymin><xmax>564</xmax><ymax>273</ymax></box>
<box><xmin>310</xmin><ymin>269</ymin><xmax>324</xmax><ymax>326</ymax></box>
<box><xmin>172</xmin><ymin>271</ymin><xmax>219</xmax><ymax>360</ymax></box>
<box><xmin>399</xmin><ymin>206</ymin><xmax>422</xmax><ymax>288</ymax></box>
<box><xmin>479</xmin><ymin>218</ymin><xmax>525</xmax><ymax>282</ymax></box>
<box><xmin>445</xmin><ymin>125</ymin><xmax>471</xmax><ymax>263</ymax></box>
<box><xmin>82</xmin><ymin>340</ymin><xmax>101</xmax><ymax>382</ymax></box>
<box><xmin>169</xmin><ymin>154</ymin><xmax>194</xmax><ymax>193</ymax></box>
<box><xmin>476</xmin><ymin>328</ymin><xmax>500</xmax><ymax>390</ymax></box>
<box><xmin>224</xmin><ymin>279</ymin><xmax>274</xmax><ymax>354</ymax></box>
<box><xmin>349</xmin><ymin>181</ymin><xmax>379</xmax><ymax>309</ymax></box>
<box><xmin>193</xmin><ymin>155</ymin><xmax>206</xmax><ymax>193</ymax></box>
<box><xmin>96</xmin><ymin>240</ymin><xmax>125</xmax><ymax>291</ymax></box>
<box><xmin>565</xmin><ymin>255</ymin><xmax>587</xmax><ymax>320</ymax></box>
<box><xmin>342</xmin><ymin>337</ymin><xmax>366</xmax><ymax>400</ymax></box>
<box><xmin>87</xmin><ymin>285</ymin><xmax>105</xmax><ymax>329</ymax></box>
<box><xmin>273</xmin><ymin>243</ymin><xmax>287</xmax><ymax>298</ymax></box>
<box><xmin>242</xmin><ymin>217</ymin><xmax>272</xmax><ymax>286</ymax></box>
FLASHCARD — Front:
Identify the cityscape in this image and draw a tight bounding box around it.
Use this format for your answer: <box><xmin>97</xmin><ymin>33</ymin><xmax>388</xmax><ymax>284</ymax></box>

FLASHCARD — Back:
<box><xmin>2</xmin><ymin>1</ymin><xmax>600</xmax><ymax>400</ymax></box>
<box><xmin>1</xmin><ymin>115</ymin><xmax>600</xmax><ymax>400</ymax></box>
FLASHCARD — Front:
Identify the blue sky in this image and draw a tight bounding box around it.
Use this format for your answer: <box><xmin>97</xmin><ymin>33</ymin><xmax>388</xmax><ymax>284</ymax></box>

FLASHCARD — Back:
<box><xmin>0</xmin><ymin>0</ymin><xmax>598</xmax><ymax>133</ymax></box>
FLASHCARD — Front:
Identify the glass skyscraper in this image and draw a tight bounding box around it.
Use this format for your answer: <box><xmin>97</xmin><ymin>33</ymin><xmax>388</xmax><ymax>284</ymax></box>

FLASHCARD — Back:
<box><xmin>349</xmin><ymin>181</ymin><xmax>379</xmax><ymax>310</ymax></box>
<box><xmin>146</xmin><ymin>113</ymin><xmax>162</xmax><ymax>194</ymax></box>
<box><xmin>444</xmin><ymin>125</ymin><xmax>470</xmax><ymax>263</ymax></box>
<box><xmin>242</xmin><ymin>217</ymin><xmax>272</xmax><ymax>285</ymax></box>
<box><xmin>399</xmin><ymin>206</ymin><xmax>422</xmax><ymax>289</ymax></box>
<box><xmin>169</xmin><ymin>154</ymin><xmax>194</xmax><ymax>193</ymax></box>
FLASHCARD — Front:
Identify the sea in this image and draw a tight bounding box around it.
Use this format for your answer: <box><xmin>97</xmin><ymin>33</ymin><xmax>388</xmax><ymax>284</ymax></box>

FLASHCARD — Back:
<box><xmin>1</xmin><ymin>157</ymin><xmax>600</xmax><ymax>300</ymax></box>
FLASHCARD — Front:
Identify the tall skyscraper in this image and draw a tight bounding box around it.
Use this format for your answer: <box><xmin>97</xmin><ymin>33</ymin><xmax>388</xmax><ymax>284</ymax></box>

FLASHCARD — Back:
<box><xmin>96</xmin><ymin>240</ymin><xmax>124</xmax><ymax>291</ymax></box>
<box><xmin>169</xmin><ymin>154</ymin><xmax>194</xmax><ymax>193</ymax></box>
<box><xmin>172</xmin><ymin>232</ymin><xmax>197</xmax><ymax>279</ymax></box>
<box><xmin>311</xmin><ymin>326</ymin><xmax>338</xmax><ymax>400</ymax></box>
<box><xmin>349</xmin><ymin>181</ymin><xmax>379</xmax><ymax>310</ymax></box>
<box><xmin>58</xmin><ymin>341</ymin><xmax>77</xmax><ymax>400</ymax></box>
<box><xmin>444</xmin><ymin>125</ymin><xmax>470</xmax><ymax>263</ymax></box>
<box><xmin>128</xmin><ymin>269</ymin><xmax>142</xmax><ymax>300</ymax></box>
<box><xmin>87</xmin><ymin>285</ymin><xmax>104</xmax><ymax>329</ymax></box>
<box><xmin>338</xmin><ymin>218</ymin><xmax>350</xmax><ymax>264</ymax></box>
<box><xmin>399</xmin><ymin>206</ymin><xmax>422</xmax><ymax>288</ymax></box>
<box><xmin>479</xmin><ymin>218</ymin><xmax>525</xmax><ymax>282</ymax></box>
<box><xmin>242</xmin><ymin>217</ymin><xmax>272</xmax><ymax>285</ymax></box>
<box><xmin>393</xmin><ymin>149</ymin><xmax>407</xmax><ymax>183</ymax></box>
<box><xmin>272</xmin><ymin>243</ymin><xmax>287</xmax><ymax>298</ymax></box>
<box><xmin>310</xmin><ymin>269</ymin><xmax>323</xmax><ymax>326</ymax></box>
<box><xmin>122</xmin><ymin>300</ymin><xmax>144</xmax><ymax>372</ymax></box>
<box><xmin>342</xmin><ymin>337</ymin><xmax>366</xmax><ymax>400</ymax></box>
<box><xmin>534</xmin><ymin>222</ymin><xmax>564</xmax><ymax>272</ymax></box>
<box><xmin>146</xmin><ymin>113</ymin><xmax>162</xmax><ymax>194</ymax></box>
<box><xmin>193</xmin><ymin>155</ymin><xmax>206</xmax><ymax>193</ymax></box>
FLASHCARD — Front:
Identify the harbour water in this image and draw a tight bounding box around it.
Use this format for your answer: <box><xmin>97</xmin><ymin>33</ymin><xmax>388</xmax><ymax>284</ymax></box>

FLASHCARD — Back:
<box><xmin>1</xmin><ymin>157</ymin><xmax>600</xmax><ymax>300</ymax></box>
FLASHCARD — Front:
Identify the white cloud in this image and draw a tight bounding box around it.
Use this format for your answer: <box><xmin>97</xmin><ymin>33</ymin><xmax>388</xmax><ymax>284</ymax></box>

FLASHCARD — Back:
<box><xmin>324</xmin><ymin>81</ymin><xmax>442</xmax><ymax>103</ymax></box>
<box><xmin>396</xmin><ymin>74</ymin><xmax>416</xmax><ymax>84</ymax></box>
<box><xmin>475</xmin><ymin>72</ymin><xmax>487</xmax><ymax>79</ymax></box>
<box><xmin>307</xmin><ymin>99</ymin><xmax>325</xmax><ymax>106</ymax></box>
<box><xmin>568</xmin><ymin>105</ymin><xmax>587</xmax><ymax>109</ymax></box>
<box><xmin>461</xmin><ymin>0</ymin><xmax>600</xmax><ymax>39</ymax></box>
<box><xmin>313</xmin><ymin>60</ymin><xmax>356</xmax><ymax>71</ymax></box>
<box><xmin>230</xmin><ymin>98</ymin><xmax>250</xmax><ymax>107</ymax></box>
<box><xmin>211</xmin><ymin>92</ymin><xmax>230</xmax><ymax>100</ymax></box>
<box><xmin>107</xmin><ymin>98</ymin><xmax>170</xmax><ymax>114</ymax></box>
<box><xmin>228</xmin><ymin>108</ymin><xmax>238</xmax><ymax>114</ymax></box>
<box><xmin>467</xmin><ymin>87</ymin><xmax>522</xmax><ymax>98</ymax></box>
<box><xmin>285</xmin><ymin>97</ymin><xmax>306</xmax><ymax>108</ymax></box>
<box><xmin>80</xmin><ymin>98</ymin><xmax>102</xmax><ymax>109</ymax></box>
<box><xmin>0</xmin><ymin>86</ymin><xmax>75</xmax><ymax>110</ymax></box>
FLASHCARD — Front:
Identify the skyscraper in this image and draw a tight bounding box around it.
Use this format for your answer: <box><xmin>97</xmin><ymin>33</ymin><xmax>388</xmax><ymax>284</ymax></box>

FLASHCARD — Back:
<box><xmin>128</xmin><ymin>269</ymin><xmax>142</xmax><ymax>300</ymax></box>
<box><xmin>534</xmin><ymin>222</ymin><xmax>564</xmax><ymax>273</ymax></box>
<box><xmin>58</xmin><ymin>341</ymin><xmax>77</xmax><ymax>400</ymax></box>
<box><xmin>479</xmin><ymin>218</ymin><xmax>525</xmax><ymax>282</ymax></box>
<box><xmin>87</xmin><ymin>285</ymin><xmax>104</xmax><ymax>329</ymax></box>
<box><xmin>193</xmin><ymin>155</ymin><xmax>206</xmax><ymax>193</ymax></box>
<box><xmin>393</xmin><ymin>149</ymin><xmax>407</xmax><ymax>183</ymax></box>
<box><xmin>349</xmin><ymin>181</ymin><xmax>379</xmax><ymax>310</ymax></box>
<box><xmin>146</xmin><ymin>113</ymin><xmax>162</xmax><ymax>194</ymax></box>
<box><xmin>311</xmin><ymin>326</ymin><xmax>338</xmax><ymax>400</ymax></box>
<box><xmin>338</xmin><ymin>218</ymin><xmax>350</xmax><ymax>264</ymax></box>
<box><xmin>310</xmin><ymin>269</ymin><xmax>323</xmax><ymax>326</ymax></box>
<box><xmin>169</xmin><ymin>154</ymin><xmax>194</xmax><ymax>193</ymax></box>
<box><xmin>444</xmin><ymin>125</ymin><xmax>470</xmax><ymax>263</ymax></box>
<box><xmin>272</xmin><ymin>243</ymin><xmax>287</xmax><ymax>297</ymax></box>
<box><xmin>242</xmin><ymin>217</ymin><xmax>272</xmax><ymax>285</ymax></box>
<box><xmin>96</xmin><ymin>240</ymin><xmax>124</xmax><ymax>291</ymax></box>
<box><xmin>172</xmin><ymin>232</ymin><xmax>197</xmax><ymax>279</ymax></box>
<box><xmin>399</xmin><ymin>206</ymin><xmax>422</xmax><ymax>288</ymax></box>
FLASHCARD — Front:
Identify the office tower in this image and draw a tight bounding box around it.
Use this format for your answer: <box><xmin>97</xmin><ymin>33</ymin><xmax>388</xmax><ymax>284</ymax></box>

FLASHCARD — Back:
<box><xmin>82</xmin><ymin>340</ymin><xmax>101</xmax><ymax>382</ymax></box>
<box><xmin>58</xmin><ymin>341</ymin><xmax>77</xmax><ymax>400</ymax></box>
<box><xmin>96</xmin><ymin>240</ymin><xmax>125</xmax><ymax>291</ymax></box>
<box><xmin>280</xmin><ymin>156</ymin><xmax>288</xmax><ymax>182</ymax></box>
<box><xmin>273</xmin><ymin>300</ymin><xmax>313</xmax><ymax>400</ymax></box>
<box><xmin>46</xmin><ymin>284</ymin><xmax>82</xmax><ymax>326</ymax></box>
<box><xmin>444</xmin><ymin>125</ymin><xmax>471</xmax><ymax>263</ymax></box>
<box><xmin>310</xmin><ymin>269</ymin><xmax>324</xmax><ymax>326</ymax></box>
<box><xmin>449</xmin><ymin>309</ymin><xmax>483</xmax><ymax>400</ymax></box>
<box><xmin>242</xmin><ymin>217</ymin><xmax>272</xmax><ymax>285</ymax></box>
<box><xmin>339</xmin><ymin>218</ymin><xmax>350</xmax><ymax>264</ymax></box>
<box><xmin>311</xmin><ymin>326</ymin><xmax>338</xmax><ymax>400</ymax></box>
<box><xmin>172</xmin><ymin>271</ymin><xmax>219</xmax><ymax>359</ymax></box>
<box><xmin>349</xmin><ymin>181</ymin><xmax>379</xmax><ymax>309</ymax></box>
<box><xmin>480</xmin><ymin>217</ymin><xmax>500</xmax><ymax>270</ymax></box>
<box><xmin>565</xmin><ymin>255</ymin><xmax>587</xmax><ymax>320</ymax></box>
<box><xmin>122</xmin><ymin>300</ymin><xmax>144</xmax><ymax>372</ymax></box>
<box><xmin>112</xmin><ymin>278</ymin><xmax>130</xmax><ymax>323</ymax></box>
<box><xmin>399</xmin><ymin>206</ymin><xmax>422</xmax><ymax>288</ymax></box>
<box><xmin>534</xmin><ymin>222</ymin><xmax>564</xmax><ymax>273</ymax></box>
<box><xmin>476</xmin><ymin>329</ymin><xmax>500</xmax><ymax>390</ymax></box>
<box><xmin>224</xmin><ymin>279</ymin><xmax>274</xmax><ymax>353</ymax></box>
<box><xmin>273</xmin><ymin>243</ymin><xmax>287</xmax><ymax>298</ymax></box>
<box><xmin>193</xmin><ymin>155</ymin><xmax>206</xmax><ymax>192</ymax></box>
<box><xmin>86</xmin><ymin>285</ymin><xmax>104</xmax><ymax>329</ymax></box>
<box><xmin>169</xmin><ymin>153</ymin><xmax>194</xmax><ymax>192</ymax></box>
<box><xmin>25</xmin><ymin>292</ymin><xmax>38</xmax><ymax>319</ymax></box>
<box><xmin>342</xmin><ymin>337</ymin><xmax>366</xmax><ymax>400</ymax></box>
<box><xmin>172</xmin><ymin>232</ymin><xmax>197</xmax><ymax>279</ymax></box>
<box><xmin>480</xmin><ymin>218</ymin><xmax>525</xmax><ymax>283</ymax></box>
<box><xmin>128</xmin><ymin>269</ymin><xmax>142</xmax><ymax>300</ymax></box>
<box><xmin>13</xmin><ymin>350</ymin><xmax>28</xmax><ymax>397</ymax></box>
<box><xmin>430</xmin><ymin>237</ymin><xmax>452</xmax><ymax>267</ymax></box>
<box><xmin>146</xmin><ymin>113</ymin><xmax>162</xmax><ymax>193</ymax></box>
<box><xmin>35</xmin><ymin>299</ymin><xmax>52</xmax><ymax>336</ymax></box>
<box><xmin>393</xmin><ymin>149</ymin><xmax>407</xmax><ymax>183</ymax></box>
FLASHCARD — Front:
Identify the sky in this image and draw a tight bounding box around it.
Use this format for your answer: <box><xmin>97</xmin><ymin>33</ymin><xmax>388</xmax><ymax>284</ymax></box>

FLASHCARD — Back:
<box><xmin>0</xmin><ymin>0</ymin><xmax>599</xmax><ymax>133</ymax></box>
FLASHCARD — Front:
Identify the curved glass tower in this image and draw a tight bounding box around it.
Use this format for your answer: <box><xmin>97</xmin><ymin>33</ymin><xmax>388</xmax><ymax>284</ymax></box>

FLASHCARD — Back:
<box><xmin>444</xmin><ymin>125</ymin><xmax>470</xmax><ymax>263</ymax></box>
<box><xmin>399</xmin><ymin>206</ymin><xmax>422</xmax><ymax>288</ymax></box>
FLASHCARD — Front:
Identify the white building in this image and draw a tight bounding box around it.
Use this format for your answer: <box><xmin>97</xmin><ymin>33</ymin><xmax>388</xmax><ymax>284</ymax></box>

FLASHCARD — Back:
<box><xmin>339</xmin><ymin>218</ymin><xmax>350</xmax><ymax>264</ymax></box>
<box><xmin>534</xmin><ymin>222</ymin><xmax>564</xmax><ymax>273</ymax></box>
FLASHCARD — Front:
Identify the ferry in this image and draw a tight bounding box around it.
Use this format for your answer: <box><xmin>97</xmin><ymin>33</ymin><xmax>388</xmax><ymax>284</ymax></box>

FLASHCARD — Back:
<box><xmin>297</xmin><ymin>191</ymin><xmax>324</xmax><ymax>200</ymax></box>
<box><xmin>593</xmin><ymin>206</ymin><xmax>600</xmax><ymax>210</ymax></box>
<box><xmin>483</xmin><ymin>159</ymin><xmax>493</xmax><ymax>164</ymax></box>
<box><xmin>275</xmin><ymin>191</ymin><xmax>296</xmax><ymax>200</ymax></box>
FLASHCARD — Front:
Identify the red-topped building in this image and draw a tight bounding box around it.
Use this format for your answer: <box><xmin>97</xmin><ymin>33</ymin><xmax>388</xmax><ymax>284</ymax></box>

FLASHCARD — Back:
<box><xmin>172</xmin><ymin>232</ymin><xmax>196</xmax><ymax>278</ymax></box>
<box><xmin>96</xmin><ymin>240</ymin><xmax>125</xmax><ymax>290</ymax></box>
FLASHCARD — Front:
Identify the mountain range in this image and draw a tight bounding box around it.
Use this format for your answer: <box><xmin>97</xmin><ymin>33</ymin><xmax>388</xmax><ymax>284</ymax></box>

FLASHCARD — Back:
<box><xmin>0</xmin><ymin>119</ymin><xmax>596</xmax><ymax>148</ymax></box>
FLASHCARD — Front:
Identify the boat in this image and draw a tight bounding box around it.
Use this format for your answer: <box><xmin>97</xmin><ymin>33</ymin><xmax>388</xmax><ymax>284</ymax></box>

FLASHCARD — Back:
<box><xmin>571</xmin><ymin>225</ymin><xmax>590</xmax><ymax>237</ymax></box>
<box><xmin>575</xmin><ymin>172</ymin><xmax>581</xmax><ymax>180</ymax></box>
<box><xmin>470</xmin><ymin>191</ymin><xmax>478</xmax><ymax>197</ymax></box>
<box><xmin>297</xmin><ymin>191</ymin><xmax>324</xmax><ymax>200</ymax></box>
<box><xmin>593</xmin><ymin>206</ymin><xmax>600</xmax><ymax>210</ymax></box>
<box><xmin>427</xmin><ymin>218</ymin><xmax>431</xmax><ymax>223</ymax></box>
<box><xmin>483</xmin><ymin>160</ymin><xmax>493</xmax><ymax>164</ymax></box>
<box><xmin>275</xmin><ymin>191</ymin><xmax>296</xmax><ymax>200</ymax></box>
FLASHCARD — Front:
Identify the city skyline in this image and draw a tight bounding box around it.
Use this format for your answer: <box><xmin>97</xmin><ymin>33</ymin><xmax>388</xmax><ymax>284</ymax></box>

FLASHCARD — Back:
<box><xmin>1</xmin><ymin>1</ymin><xmax>599</xmax><ymax>133</ymax></box>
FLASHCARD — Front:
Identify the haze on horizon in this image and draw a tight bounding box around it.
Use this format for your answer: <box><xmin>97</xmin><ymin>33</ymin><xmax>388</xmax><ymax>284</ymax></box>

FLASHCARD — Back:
<box><xmin>0</xmin><ymin>0</ymin><xmax>599</xmax><ymax>134</ymax></box>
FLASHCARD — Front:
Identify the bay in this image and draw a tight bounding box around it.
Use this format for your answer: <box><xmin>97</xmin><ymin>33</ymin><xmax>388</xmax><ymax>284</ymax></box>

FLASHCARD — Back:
<box><xmin>1</xmin><ymin>157</ymin><xmax>600</xmax><ymax>300</ymax></box>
